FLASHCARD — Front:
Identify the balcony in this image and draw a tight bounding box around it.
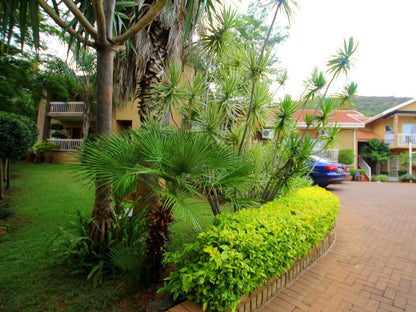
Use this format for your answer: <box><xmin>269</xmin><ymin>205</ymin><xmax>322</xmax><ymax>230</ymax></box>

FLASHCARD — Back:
<box><xmin>47</xmin><ymin>138</ymin><xmax>84</xmax><ymax>151</ymax></box>
<box><xmin>384</xmin><ymin>133</ymin><xmax>416</xmax><ymax>147</ymax></box>
<box><xmin>48</xmin><ymin>101</ymin><xmax>84</xmax><ymax>121</ymax></box>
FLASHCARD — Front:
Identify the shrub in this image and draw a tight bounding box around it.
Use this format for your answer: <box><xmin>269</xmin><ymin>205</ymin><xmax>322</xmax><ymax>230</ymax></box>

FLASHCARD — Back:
<box><xmin>50</xmin><ymin>131</ymin><xmax>67</xmax><ymax>139</ymax></box>
<box><xmin>372</xmin><ymin>174</ymin><xmax>389</xmax><ymax>182</ymax></box>
<box><xmin>49</xmin><ymin>208</ymin><xmax>148</xmax><ymax>286</ymax></box>
<box><xmin>398</xmin><ymin>169</ymin><xmax>407</xmax><ymax>177</ymax></box>
<box><xmin>0</xmin><ymin>111</ymin><xmax>38</xmax><ymax>159</ymax></box>
<box><xmin>50</xmin><ymin>123</ymin><xmax>64</xmax><ymax>130</ymax></box>
<box><xmin>400</xmin><ymin>173</ymin><xmax>416</xmax><ymax>182</ymax></box>
<box><xmin>349</xmin><ymin>168</ymin><xmax>366</xmax><ymax>176</ymax></box>
<box><xmin>338</xmin><ymin>149</ymin><xmax>354</xmax><ymax>165</ymax></box>
<box><xmin>380</xmin><ymin>171</ymin><xmax>389</xmax><ymax>175</ymax></box>
<box><xmin>163</xmin><ymin>187</ymin><xmax>339</xmax><ymax>311</ymax></box>
<box><xmin>32</xmin><ymin>141</ymin><xmax>59</xmax><ymax>153</ymax></box>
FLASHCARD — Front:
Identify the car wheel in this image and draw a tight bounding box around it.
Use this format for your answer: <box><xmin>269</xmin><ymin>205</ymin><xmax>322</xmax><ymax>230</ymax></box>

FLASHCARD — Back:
<box><xmin>318</xmin><ymin>183</ymin><xmax>328</xmax><ymax>188</ymax></box>
<box><xmin>306</xmin><ymin>175</ymin><xmax>316</xmax><ymax>185</ymax></box>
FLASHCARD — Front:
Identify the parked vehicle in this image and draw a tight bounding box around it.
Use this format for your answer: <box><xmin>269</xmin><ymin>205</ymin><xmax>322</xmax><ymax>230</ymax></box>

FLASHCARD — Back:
<box><xmin>307</xmin><ymin>155</ymin><xmax>347</xmax><ymax>187</ymax></box>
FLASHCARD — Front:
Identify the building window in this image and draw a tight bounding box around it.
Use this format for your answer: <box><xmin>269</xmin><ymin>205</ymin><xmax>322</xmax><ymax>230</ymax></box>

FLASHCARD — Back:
<box><xmin>402</xmin><ymin>123</ymin><xmax>416</xmax><ymax>134</ymax></box>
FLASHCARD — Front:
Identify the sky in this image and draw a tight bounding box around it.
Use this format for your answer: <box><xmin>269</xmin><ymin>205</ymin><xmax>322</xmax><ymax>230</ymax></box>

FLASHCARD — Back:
<box><xmin>233</xmin><ymin>0</ymin><xmax>416</xmax><ymax>98</ymax></box>
<box><xmin>47</xmin><ymin>0</ymin><xmax>416</xmax><ymax>98</ymax></box>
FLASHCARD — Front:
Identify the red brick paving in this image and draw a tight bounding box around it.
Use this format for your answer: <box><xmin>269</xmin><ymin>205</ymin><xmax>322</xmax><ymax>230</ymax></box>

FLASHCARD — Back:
<box><xmin>260</xmin><ymin>182</ymin><xmax>416</xmax><ymax>312</ymax></box>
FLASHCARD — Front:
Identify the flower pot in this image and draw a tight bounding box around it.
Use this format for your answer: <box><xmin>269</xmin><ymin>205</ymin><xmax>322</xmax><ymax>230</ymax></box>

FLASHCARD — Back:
<box><xmin>25</xmin><ymin>153</ymin><xmax>35</xmax><ymax>163</ymax></box>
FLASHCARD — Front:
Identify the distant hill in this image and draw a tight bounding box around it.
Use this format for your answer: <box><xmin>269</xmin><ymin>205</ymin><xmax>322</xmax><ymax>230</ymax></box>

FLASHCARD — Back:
<box><xmin>351</xmin><ymin>96</ymin><xmax>412</xmax><ymax>116</ymax></box>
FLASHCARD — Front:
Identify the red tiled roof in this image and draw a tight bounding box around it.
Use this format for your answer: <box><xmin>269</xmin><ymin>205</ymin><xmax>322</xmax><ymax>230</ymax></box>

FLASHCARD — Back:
<box><xmin>357</xmin><ymin>129</ymin><xmax>383</xmax><ymax>141</ymax></box>
<box><xmin>292</xmin><ymin>110</ymin><xmax>366</xmax><ymax>127</ymax></box>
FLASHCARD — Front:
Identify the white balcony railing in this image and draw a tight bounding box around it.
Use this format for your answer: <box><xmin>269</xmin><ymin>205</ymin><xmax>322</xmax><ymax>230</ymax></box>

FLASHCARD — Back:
<box><xmin>49</xmin><ymin>101</ymin><xmax>84</xmax><ymax>113</ymax></box>
<box><xmin>397</xmin><ymin>133</ymin><xmax>416</xmax><ymax>145</ymax></box>
<box><xmin>47</xmin><ymin>138</ymin><xmax>84</xmax><ymax>151</ymax></box>
<box><xmin>384</xmin><ymin>133</ymin><xmax>416</xmax><ymax>146</ymax></box>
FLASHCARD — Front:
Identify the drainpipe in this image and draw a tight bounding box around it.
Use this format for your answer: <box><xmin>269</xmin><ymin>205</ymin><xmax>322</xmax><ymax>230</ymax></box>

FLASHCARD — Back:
<box><xmin>409</xmin><ymin>142</ymin><xmax>413</xmax><ymax>178</ymax></box>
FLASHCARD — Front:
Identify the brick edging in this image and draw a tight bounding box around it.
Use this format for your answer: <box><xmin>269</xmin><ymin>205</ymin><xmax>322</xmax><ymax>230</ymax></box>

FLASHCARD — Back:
<box><xmin>168</xmin><ymin>224</ymin><xmax>336</xmax><ymax>312</ymax></box>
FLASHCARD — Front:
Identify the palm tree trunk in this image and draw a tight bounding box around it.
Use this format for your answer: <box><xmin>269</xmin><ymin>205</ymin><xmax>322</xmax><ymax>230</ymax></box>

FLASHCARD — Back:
<box><xmin>0</xmin><ymin>159</ymin><xmax>4</xmax><ymax>200</ymax></box>
<box><xmin>82</xmin><ymin>79</ymin><xmax>92</xmax><ymax>140</ymax></box>
<box><xmin>90</xmin><ymin>44</ymin><xmax>116</xmax><ymax>241</ymax></box>
<box><xmin>5</xmin><ymin>159</ymin><xmax>10</xmax><ymax>190</ymax></box>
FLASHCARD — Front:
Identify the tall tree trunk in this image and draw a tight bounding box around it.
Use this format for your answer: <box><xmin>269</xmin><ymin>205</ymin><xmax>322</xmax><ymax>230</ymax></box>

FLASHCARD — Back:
<box><xmin>0</xmin><ymin>159</ymin><xmax>3</xmax><ymax>200</ymax></box>
<box><xmin>5</xmin><ymin>159</ymin><xmax>10</xmax><ymax>190</ymax></box>
<box><xmin>82</xmin><ymin>79</ymin><xmax>92</xmax><ymax>140</ymax></box>
<box><xmin>90</xmin><ymin>44</ymin><xmax>116</xmax><ymax>241</ymax></box>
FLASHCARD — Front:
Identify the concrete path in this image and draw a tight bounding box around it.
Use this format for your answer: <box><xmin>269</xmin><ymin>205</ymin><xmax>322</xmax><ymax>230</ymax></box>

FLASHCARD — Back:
<box><xmin>260</xmin><ymin>182</ymin><xmax>416</xmax><ymax>312</ymax></box>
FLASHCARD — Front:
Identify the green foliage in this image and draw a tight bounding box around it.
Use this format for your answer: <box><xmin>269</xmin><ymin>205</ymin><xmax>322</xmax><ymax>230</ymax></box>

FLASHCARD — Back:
<box><xmin>0</xmin><ymin>52</ymin><xmax>43</xmax><ymax>121</ymax></box>
<box><xmin>32</xmin><ymin>141</ymin><xmax>59</xmax><ymax>154</ymax></box>
<box><xmin>0</xmin><ymin>201</ymin><xmax>13</xmax><ymax>219</ymax></box>
<box><xmin>349</xmin><ymin>168</ymin><xmax>366</xmax><ymax>175</ymax></box>
<box><xmin>398</xmin><ymin>169</ymin><xmax>407</xmax><ymax>177</ymax></box>
<box><xmin>352</xmin><ymin>96</ymin><xmax>412</xmax><ymax>116</ymax></box>
<box><xmin>76</xmin><ymin>128</ymin><xmax>254</xmax><ymax>215</ymax></box>
<box><xmin>372</xmin><ymin>174</ymin><xmax>389</xmax><ymax>182</ymax></box>
<box><xmin>50</xmin><ymin>208</ymin><xmax>148</xmax><ymax>286</ymax></box>
<box><xmin>0</xmin><ymin>111</ymin><xmax>38</xmax><ymax>160</ymax></box>
<box><xmin>50</xmin><ymin>131</ymin><xmax>67</xmax><ymax>139</ymax></box>
<box><xmin>400</xmin><ymin>173</ymin><xmax>416</xmax><ymax>182</ymax></box>
<box><xmin>234</xmin><ymin>2</ymin><xmax>286</xmax><ymax>51</ymax></box>
<box><xmin>50</xmin><ymin>123</ymin><xmax>64</xmax><ymax>130</ymax></box>
<box><xmin>163</xmin><ymin>187</ymin><xmax>339</xmax><ymax>311</ymax></box>
<box><xmin>0</xmin><ymin>163</ymin><xmax>127</xmax><ymax>312</ymax></box>
<box><xmin>360</xmin><ymin>139</ymin><xmax>390</xmax><ymax>171</ymax></box>
<box><xmin>399</xmin><ymin>151</ymin><xmax>416</xmax><ymax>166</ymax></box>
<box><xmin>338</xmin><ymin>149</ymin><xmax>354</xmax><ymax>165</ymax></box>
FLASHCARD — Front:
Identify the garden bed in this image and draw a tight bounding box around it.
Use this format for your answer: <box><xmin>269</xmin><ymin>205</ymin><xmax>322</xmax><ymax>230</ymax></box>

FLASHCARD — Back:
<box><xmin>169</xmin><ymin>225</ymin><xmax>336</xmax><ymax>312</ymax></box>
<box><xmin>163</xmin><ymin>187</ymin><xmax>340</xmax><ymax>311</ymax></box>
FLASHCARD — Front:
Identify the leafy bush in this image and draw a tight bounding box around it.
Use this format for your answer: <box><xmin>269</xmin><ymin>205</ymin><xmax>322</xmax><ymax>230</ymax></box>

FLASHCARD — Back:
<box><xmin>0</xmin><ymin>111</ymin><xmax>38</xmax><ymax>159</ymax></box>
<box><xmin>32</xmin><ymin>141</ymin><xmax>59</xmax><ymax>153</ymax></box>
<box><xmin>400</xmin><ymin>173</ymin><xmax>416</xmax><ymax>182</ymax></box>
<box><xmin>398</xmin><ymin>169</ymin><xmax>407</xmax><ymax>177</ymax></box>
<box><xmin>372</xmin><ymin>174</ymin><xmax>389</xmax><ymax>182</ymax></box>
<box><xmin>349</xmin><ymin>168</ymin><xmax>366</xmax><ymax>176</ymax></box>
<box><xmin>51</xmin><ymin>131</ymin><xmax>67</xmax><ymax>139</ymax></box>
<box><xmin>49</xmin><ymin>208</ymin><xmax>148</xmax><ymax>286</ymax></box>
<box><xmin>338</xmin><ymin>149</ymin><xmax>354</xmax><ymax>165</ymax></box>
<box><xmin>163</xmin><ymin>187</ymin><xmax>339</xmax><ymax>311</ymax></box>
<box><xmin>50</xmin><ymin>123</ymin><xmax>64</xmax><ymax>130</ymax></box>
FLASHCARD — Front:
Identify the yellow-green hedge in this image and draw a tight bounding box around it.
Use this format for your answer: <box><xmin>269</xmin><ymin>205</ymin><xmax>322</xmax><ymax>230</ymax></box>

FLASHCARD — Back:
<box><xmin>163</xmin><ymin>187</ymin><xmax>340</xmax><ymax>311</ymax></box>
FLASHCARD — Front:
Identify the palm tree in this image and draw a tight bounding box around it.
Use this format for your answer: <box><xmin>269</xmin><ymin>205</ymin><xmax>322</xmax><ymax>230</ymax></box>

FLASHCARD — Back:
<box><xmin>0</xmin><ymin>0</ymin><xmax>217</xmax><ymax>241</ymax></box>
<box><xmin>76</xmin><ymin>126</ymin><xmax>253</xmax><ymax>278</ymax></box>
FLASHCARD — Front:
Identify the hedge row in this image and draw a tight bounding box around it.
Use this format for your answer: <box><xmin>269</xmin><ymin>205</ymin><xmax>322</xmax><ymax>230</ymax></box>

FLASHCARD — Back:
<box><xmin>163</xmin><ymin>187</ymin><xmax>340</xmax><ymax>311</ymax></box>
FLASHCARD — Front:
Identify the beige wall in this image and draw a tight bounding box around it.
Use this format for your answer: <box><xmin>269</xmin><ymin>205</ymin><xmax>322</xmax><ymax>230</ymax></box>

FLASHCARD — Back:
<box><xmin>113</xmin><ymin>100</ymin><xmax>141</xmax><ymax>132</ymax></box>
<box><xmin>335</xmin><ymin>129</ymin><xmax>355</xmax><ymax>149</ymax></box>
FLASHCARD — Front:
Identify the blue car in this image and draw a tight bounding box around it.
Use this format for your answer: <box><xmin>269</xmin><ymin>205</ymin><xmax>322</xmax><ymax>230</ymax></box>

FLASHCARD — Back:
<box><xmin>307</xmin><ymin>155</ymin><xmax>347</xmax><ymax>187</ymax></box>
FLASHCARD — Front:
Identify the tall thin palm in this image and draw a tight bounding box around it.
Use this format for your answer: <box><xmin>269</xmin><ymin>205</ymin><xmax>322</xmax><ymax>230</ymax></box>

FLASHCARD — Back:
<box><xmin>238</xmin><ymin>0</ymin><xmax>298</xmax><ymax>153</ymax></box>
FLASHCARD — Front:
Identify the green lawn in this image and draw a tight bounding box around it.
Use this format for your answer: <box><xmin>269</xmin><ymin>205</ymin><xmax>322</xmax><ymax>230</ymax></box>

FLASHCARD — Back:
<box><xmin>0</xmin><ymin>162</ymin><xmax>224</xmax><ymax>311</ymax></box>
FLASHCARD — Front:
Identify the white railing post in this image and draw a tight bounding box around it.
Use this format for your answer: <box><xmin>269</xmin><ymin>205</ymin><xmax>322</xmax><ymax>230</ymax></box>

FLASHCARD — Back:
<box><xmin>358</xmin><ymin>155</ymin><xmax>372</xmax><ymax>181</ymax></box>
<box><xmin>49</xmin><ymin>102</ymin><xmax>84</xmax><ymax>113</ymax></box>
<box><xmin>47</xmin><ymin>138</ymin><xmax>84</xmax><ymax>151</ymax></box>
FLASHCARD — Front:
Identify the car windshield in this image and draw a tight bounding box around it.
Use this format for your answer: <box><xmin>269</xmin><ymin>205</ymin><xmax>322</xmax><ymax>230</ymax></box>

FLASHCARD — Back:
<box><xmin>310</xmin><ymin>155</ymin><xmax>334</xmax><ymax>163</ymax></box>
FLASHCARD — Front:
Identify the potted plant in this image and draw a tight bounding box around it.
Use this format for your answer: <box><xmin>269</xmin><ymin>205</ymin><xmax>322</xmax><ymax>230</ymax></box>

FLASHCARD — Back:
<box><xmin>25</xmin><ymin>147</ymin><xmax>35</xmax><ymax>163</ymax></box>
<box><xmin>350</xmin><ymin>168</ymin><xmax>366</xmax><ymax>181</ymax></box>
<box><xmin>32</xmin><ymin>141</ymin><xmax>59</xmax><ymax>163</ymax></box>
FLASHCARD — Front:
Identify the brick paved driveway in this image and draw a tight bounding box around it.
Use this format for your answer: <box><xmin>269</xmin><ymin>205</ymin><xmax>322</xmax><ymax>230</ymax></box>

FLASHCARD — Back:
<box><xmin>260</xmin><ymin>182</ymin><xmax>416</xmax><ymax>312</ymax></box>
